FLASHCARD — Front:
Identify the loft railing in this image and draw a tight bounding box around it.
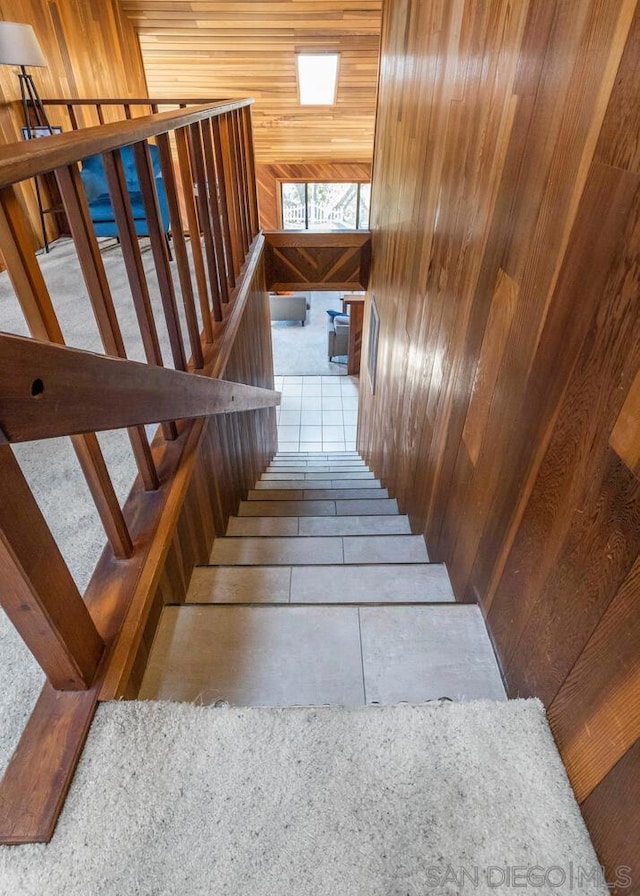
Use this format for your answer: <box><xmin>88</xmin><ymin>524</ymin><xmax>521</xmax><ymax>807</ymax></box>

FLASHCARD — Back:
<box><xmin>0</xmin><ymin>99</ymin><xmax>277</xmax><ymax>844</ymax></box>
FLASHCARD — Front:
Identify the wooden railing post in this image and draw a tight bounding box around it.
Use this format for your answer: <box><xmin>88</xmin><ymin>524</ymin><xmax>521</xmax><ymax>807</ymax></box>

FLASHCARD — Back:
<box><xmin>175</xmin><ymin>127</ymin><xmax>214</xmax><ymax>342</ymax></box>
<box><xmin>0</xmin><ymin>439</ymin><xmax>105</xmax><ymax>690</ymax></box>
<box><xmin>188</xmin><ymin>122</ymin><xmax>223</xmax><ymax>322</ymax></box>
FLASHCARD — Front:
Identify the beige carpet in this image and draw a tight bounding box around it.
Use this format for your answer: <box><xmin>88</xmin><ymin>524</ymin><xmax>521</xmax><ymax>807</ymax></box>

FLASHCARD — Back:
<box><xmin>0</xmin><ymin>700</ymin><xmax>607</xmax><ymax>896</ymax></box>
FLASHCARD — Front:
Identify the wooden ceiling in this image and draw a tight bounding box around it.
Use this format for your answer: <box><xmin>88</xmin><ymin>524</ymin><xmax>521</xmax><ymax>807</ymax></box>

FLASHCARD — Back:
<box><xmin>119</xmin><ymin>1</ymin><xmax>382</xmax><ymax>164</ymax></box>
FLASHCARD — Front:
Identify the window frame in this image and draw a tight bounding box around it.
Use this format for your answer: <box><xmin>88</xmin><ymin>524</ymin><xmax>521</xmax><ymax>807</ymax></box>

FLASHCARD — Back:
<box><xmin>278</xmin><ymin>179</ymin><xmax>371</xmax><ymax>231</ymax></box>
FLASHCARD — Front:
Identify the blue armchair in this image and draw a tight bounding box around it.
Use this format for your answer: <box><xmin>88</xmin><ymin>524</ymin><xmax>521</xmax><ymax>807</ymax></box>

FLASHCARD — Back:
<box><xmin>79</xmin><ymin>143</ymin><xmax>170</xmax><ymax>240</ymax></box>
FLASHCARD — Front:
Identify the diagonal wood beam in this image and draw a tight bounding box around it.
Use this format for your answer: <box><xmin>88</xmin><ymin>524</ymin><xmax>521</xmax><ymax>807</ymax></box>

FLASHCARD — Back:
<box><xmin>0</xmin><ymin>333</ymin><xmax>280</xmax><ymax>443</ymax></box>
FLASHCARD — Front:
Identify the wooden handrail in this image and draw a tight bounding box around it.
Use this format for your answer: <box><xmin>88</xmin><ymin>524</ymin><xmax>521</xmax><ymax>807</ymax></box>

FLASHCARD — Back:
<box><xmin>40</xmin><ymin>98</ymin><xmax>226</xmax><ymax>106</ymax></box>
<box><xmin>0</xmin><ymin>332</ymin><xmax>279</xmax><ymax>442</ymax></box>
<box><xmin>0</xmin><ymin>100</ymin><xmax>253</xmax><ymax>187</ymax></box>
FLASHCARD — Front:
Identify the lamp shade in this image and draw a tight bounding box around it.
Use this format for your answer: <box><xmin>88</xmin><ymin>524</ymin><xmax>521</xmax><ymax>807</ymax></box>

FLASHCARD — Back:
<box><xmin>0</xmin><ymin>22</ymin><xmax>47</xmax><ymax>67</ymax></box>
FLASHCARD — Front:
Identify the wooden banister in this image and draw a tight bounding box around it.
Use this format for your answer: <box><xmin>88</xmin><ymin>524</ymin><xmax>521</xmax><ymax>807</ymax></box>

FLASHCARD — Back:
<box><xmin>0</xmin><ymin>100</ymin><xmax>253</xmax><ymax>187</ymax></box>
<box><xmin>0</xmin><ymin>332</ymin><xmax>279</xmax><ymax>442</ymax></box>
<box><xmin>0</xmin><ymin>95</ymin><xmax>270</xmax><ymax>844</ymax></box>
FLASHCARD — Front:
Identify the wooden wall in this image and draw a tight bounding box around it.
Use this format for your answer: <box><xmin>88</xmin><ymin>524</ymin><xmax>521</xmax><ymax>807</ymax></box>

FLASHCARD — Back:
<box><xmin>256</xmin><ymin>162</ymin><xmax>371</xmax><ymax>230</ymax></box>
<box><xmin>120</xmin><ymin>0</ymin><xmax>381</xmax><ymax>164</ymax></box>
<box><xmin>0</xmin><ymin>0</ymin><xmax>148</xmax><ymax>247</ymax></box>
<box><xmin>358</xmin><ymin>0</ymin><xmax>640</xmax><ymax>890</ymax></box>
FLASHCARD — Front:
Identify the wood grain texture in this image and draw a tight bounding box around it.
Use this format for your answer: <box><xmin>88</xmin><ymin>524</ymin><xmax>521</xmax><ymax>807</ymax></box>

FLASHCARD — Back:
<box><xmin>610</xmin><ymin>367</ymin><xmax>640</xmax><ymax>477</ymax></box>
<box><xmin>0</xmin><ymin>0</ymin><xmax>147</xmax><ymax>251</ymax></box>
<box><xmin>581</xmin><ymin>741</ymin><xmax>640</xmax><ymax>896</ymax></box>
<box><xmin>357</xmin><ymin>0</ymin><xmax>640</xmax><ymax>883</ymax></box>
<box><xmin>548</xmin><ymin>555</ymin><xmax>640</xmax><ymax>803</ymax></box>
<box><xmin>264</xmin><ymin>229</ymin><xmax>370</xmax><ymax>289</ymax></box>
<box><xmin>119</xmin><ymin>0</ymin><xmax>381</xmax><ymax>164</ymax></box>
<box><xmin>256</xmin><ymin>162</ymin><xmax>371</xmax><ymax>230</ymax></box>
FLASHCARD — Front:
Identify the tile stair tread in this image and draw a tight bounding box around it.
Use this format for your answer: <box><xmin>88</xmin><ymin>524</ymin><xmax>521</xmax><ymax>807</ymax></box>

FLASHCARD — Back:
<box><xmin>187</xmin><ymin>563</ymin><xmax>454</xmax><ymax>603</ymax></box>
<box><xmin>226</xmin><ymin>515</ymin><xmax>413</xmax><ymax>536</ymax></box>
<box><xmin>261</xmin><ymin>471</ymin><xmax>375</xmax><ymax>480</ymax></box>
<box><xmin>237</xmin><ymin>498</ymin><xmax>400</xmax><ymax>517</ymax></box>
<box><xmin>253</xmin><ymin>479</ymin><xmax>382</xmax><ymax>490</ymax></box>
<box><xmin>209</xmin><ymin>535</ymin><xmax>429</xmax><ymax>565</ymax></box>
<box><xmin>247</xmin><ymin>488</ymin><xmax>389</xmax><ymax>501</ymax></box>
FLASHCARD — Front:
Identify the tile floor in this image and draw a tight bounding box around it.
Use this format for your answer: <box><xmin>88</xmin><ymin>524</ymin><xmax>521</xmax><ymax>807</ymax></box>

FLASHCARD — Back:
<box><xmin>274</xmin><ymin>375</ymin><xmax>359</xmax><ymax>451</ymax></box>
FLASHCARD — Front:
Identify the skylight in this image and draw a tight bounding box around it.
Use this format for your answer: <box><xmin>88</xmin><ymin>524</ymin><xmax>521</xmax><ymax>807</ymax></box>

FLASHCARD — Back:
<box><xmin>297</xmin><ymin>54</ymin><xmax>339</xmax><ymax>105</ymax></box>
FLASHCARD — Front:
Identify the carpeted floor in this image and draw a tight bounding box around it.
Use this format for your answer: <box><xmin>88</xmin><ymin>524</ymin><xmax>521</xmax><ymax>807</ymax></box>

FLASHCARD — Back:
<box><xmin>0</xmin><ymin>700</ymin><xmax>607</xmax><ymax>896</ymax></box>
<box><xmin>0</xmin><ymin>238</ymin><xmax>173</xmax><ymax>776</ymax></box>
<box><xmin>271</xmin><ymin>291</ymin><xmax>349</xmax><ymax>376</ymax></box>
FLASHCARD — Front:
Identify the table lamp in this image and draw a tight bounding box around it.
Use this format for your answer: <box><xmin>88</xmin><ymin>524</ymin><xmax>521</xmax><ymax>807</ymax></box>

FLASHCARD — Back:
<box><xmin>0</xmin><ymin>21</ymin><xmax>51</xmax><ymax>132</ymax></box>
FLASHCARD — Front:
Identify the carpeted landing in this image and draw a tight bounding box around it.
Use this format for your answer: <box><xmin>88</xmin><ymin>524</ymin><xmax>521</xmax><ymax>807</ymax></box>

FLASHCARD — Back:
<box><xmin>0</xmin><ymin>700</ymin><xmax>606</xmax><ymax>895</ymax></box>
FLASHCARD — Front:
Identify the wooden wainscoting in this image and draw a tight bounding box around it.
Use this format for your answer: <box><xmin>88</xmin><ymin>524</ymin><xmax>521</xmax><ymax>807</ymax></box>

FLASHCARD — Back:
<box><xmin>357</xmin><ymin>1</ymin><xmax>640</xmax><ymax>889</ymax></box>
<box><xmin>264</xmin><ymin>230</ymin><xmax>371</xmax><ymax>291</ymax></box>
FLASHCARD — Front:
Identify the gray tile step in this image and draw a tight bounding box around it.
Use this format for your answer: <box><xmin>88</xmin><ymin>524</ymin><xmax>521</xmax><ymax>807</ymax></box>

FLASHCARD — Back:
<box><xmin>139</xmin><ymin>604</ymin><xmax>504</xmax><ymax>706</ymax></box>
<box><xmin>262</xmin><ymin>471</ymin><xmax>375</xmax><ymax>481</ymax></box>
<box><xmin>254</xmin><ymin>479</ymin><xmax>382</xmax><ymax>491</ymax></box>
<box><xmin>267</xmin><ymin>465</ymin><xmax>370</xmax><ymax>473</ymax></box>
<box><xmin>289</xmin><ymin>564</ymin><xmax>453</xmax><ymax>603</ymax></box>
<box><xmin>138</xmin><ymin>605</ymin><xmax>365</xmax><ymax>705</ymax></box>
<box><xmin>360</xmin><ymin>605</ymin><xmax>506</xmax><ymax>703</ymax></box>
<box><xmin>237</xmin><ymin>498</ymin><xmax>400</xmax><ymax>517</ymax></box>
<box><xmin>226</xmin><ymin>515</ymin><xmax>412</xmax><ymax>537</ymax></box>
<box><xmin>209</xmin><ymin>534</ymin><xmax>428</xmax><ymax>566</ymax></box>
<box><xmin>187</xmin><ymin>562</ymin><xmax>454</xmax><ymax>603</ymax></box>
<box><xmin>247</xmin><ymin>487</ymin><xmax>389</xmax><ymax>501</ymax></box>
<box><xmin>275</xmin><ymin>451</ymin><xmax>362</xmax><ymax>459</ymax></box>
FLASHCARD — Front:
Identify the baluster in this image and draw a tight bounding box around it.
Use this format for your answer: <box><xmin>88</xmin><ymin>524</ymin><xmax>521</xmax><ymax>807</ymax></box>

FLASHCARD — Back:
<box><xmin>241</xmin><ymin>105</ymin><xmax>260</xmax><ymax>237</ymax></box>
<box><xmin>0</xmin><ymin>186</ymin><xmax>133</xmax><ymax>558</ymax></box>
<box><xmin>232</xmin><ymin>110</ymin><xmax>251</xmax><ymax>251</ymax></box>
<box><xmin>0</xmin><ymin>440</ymin><xmax>105</xmax><ymax>689</ymax></box>
<box><xmin>219</xmin><ymin>113</ymin><xmax>244</xmax><ymax>275</ymax></box>
<box><xmin>66</xmin><ymin>104</ymin><xmax>79</xmax><ymax>131</ymax></box>
<box><xmin>175</xmin><ymin>127</ymin><xmax>214</xmax><ymax>342</ymax></box>
<box><xmin>101</xmin><ymin>150</ymin><xmax>178</xmax><ymax>441</ymax></box>
<box><xmin>188</xmin><ymin>122</ymin><xmax>222</xmax><ymax>322</ymax></box>
<box><xmin>210</xmin><ymin>117</ymin><xmax>236</xmax><ymax>290</ymax></box>
<box><xmin>96</xmin><ymin>104</ymin><xmax>105</xmax><ymax>126</ymax></box>
<box><xmin>54</xmin><ymin>163</ymin><xmax>159</xmax><ymax>489</ymax></box>
<box><xmin>132</xmin><ymin>140</ymin><xmax>187</xmax><ymax>371</ymax></box>
<box><xmin>155</xmin><ymin>132</ymin><xmax>204</xmax><ymax>368</ymax></box>
<box><xmin>200</xmin><ymin>120</ymin><xmax>229</xmax><ymax>303</ymax></box>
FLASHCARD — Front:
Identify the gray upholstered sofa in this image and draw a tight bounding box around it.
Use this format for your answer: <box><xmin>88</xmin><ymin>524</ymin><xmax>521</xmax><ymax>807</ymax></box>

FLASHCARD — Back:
<box><xmin>269</xmin><ymin>293</ymin><xmax>308</xmax><ymax>325</ymax></box>
<box><xmin>328</xmin><ymin>314</ymin><xmax>350</xmax><ymax>361</ymax></box>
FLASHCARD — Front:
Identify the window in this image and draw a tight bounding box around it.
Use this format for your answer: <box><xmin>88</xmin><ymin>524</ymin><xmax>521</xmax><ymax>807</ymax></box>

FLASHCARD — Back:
<box><xmin>296</xmin><ymin>54</ymin><xmax>339</xmax><ymax>105</ymax></box>
<box><xmin>281</xmin><ymin>182</ymin><xmax>371</xmax><ymax>230</ymax></box>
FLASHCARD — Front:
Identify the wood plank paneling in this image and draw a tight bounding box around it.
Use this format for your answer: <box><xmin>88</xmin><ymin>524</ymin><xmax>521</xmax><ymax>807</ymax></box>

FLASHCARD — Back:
<box><xmin>581</xmin><ymin>740</ymin><xmax>640</xmax><ymax>896</ymax></box>
<box><xmin>0</xmin><ymin>1</ymin><xmax>148</xmax><ymax>251</ymax></box>
<box><xmin>256</xmin><ymin>162</ymin><xmax>371</xmax><ymax>229</ymax></box>
<box><xmin>119</xmin><ymin>1</ymin><xmax>381</xmax><ymax>164</ymax></box>
<box><xmin>264</xmin><ymin>229</ymin><xmax>370</xmax><ymax>290</ymax></box>
<box><xmin>358</xmin><ymin>0</ymin><xmax>640</xmax><ymax>887</ymax></box>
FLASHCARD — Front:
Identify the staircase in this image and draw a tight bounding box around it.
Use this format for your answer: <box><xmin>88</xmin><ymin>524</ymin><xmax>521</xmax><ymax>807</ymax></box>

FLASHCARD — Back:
<box><xmin>138</xmin><ymin>450</ymin><xmax>505</xmax><ymax>705</ymax></box>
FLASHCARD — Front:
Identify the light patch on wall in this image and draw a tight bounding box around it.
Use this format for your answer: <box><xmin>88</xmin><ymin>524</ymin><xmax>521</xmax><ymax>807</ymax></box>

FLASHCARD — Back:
<box><xmin>297</xmin><ymin>54</ymin><xmax>339</xmax><ymax>105</ymax></box>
